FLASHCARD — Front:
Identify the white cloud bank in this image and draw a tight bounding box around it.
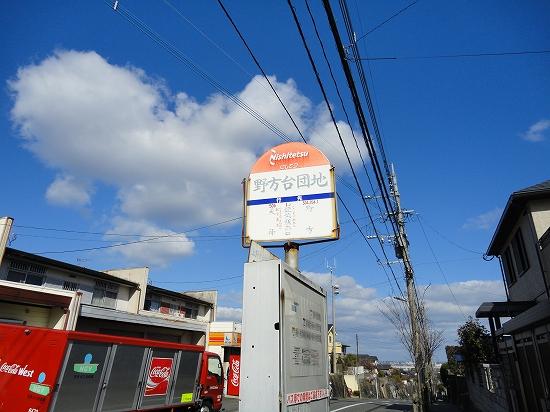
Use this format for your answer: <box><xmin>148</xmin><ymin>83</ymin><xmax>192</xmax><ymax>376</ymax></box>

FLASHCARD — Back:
<box><xmin>521</xmin><ymin>119</ymin><xmax>550</xmax><ymax>142</ymax></box>
<box><xmin>9</xmin><ymin>50</ymin><xmax>361</xmax><ymax>265</ymax></box>
<box><xmin>216</xmin><ymin>272</ymin><xmax>506</xmax><ymax>361</ymax></box>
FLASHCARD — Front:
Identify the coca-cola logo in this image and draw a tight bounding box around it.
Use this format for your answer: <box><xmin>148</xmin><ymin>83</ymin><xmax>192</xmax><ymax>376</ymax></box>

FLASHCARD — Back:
<box><xmin>149</xmin><ymin>366</ymin><xmax>171</xmax><ymax>380</ymax></box>
<box><xmin>230</xmin><ymin>359</ymin><xmax>240</xmax><ymax>387</ymax></box>
<box><xmin>144</xmin><ymin>358</ymin><xmax>173</xmax><ymax>397</ymax></box>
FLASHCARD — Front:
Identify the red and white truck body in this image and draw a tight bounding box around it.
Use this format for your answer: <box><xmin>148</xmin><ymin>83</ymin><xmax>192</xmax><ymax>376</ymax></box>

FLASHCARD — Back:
<box><xmin>0</xmin><ymin>324</ymin><xmax>223</xmax><ymax>412</ymax></box>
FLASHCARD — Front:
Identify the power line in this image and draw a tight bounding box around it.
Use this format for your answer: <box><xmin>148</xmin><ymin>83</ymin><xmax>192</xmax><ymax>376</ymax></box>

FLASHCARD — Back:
<box><xmin>414</xmin><ymin>215</ymin><xmax>483</xmax><ymax>255</ymax></box>
<box><xmin>355</xmin><ymin>1</ymin><xmax>419</xmax><ymax>42</ymax></box>
<box><xmin>105</xmin><ymin>0</ymin><xmax>293</xmax><ymax>143</ymax></box>
<box><xmin>337</xmin><ymin>193</ymin><xmax>402</xmax><ymax>297</ymax></box>
<box><xmin>131</xmin><ymin>0</ymin><xmax>365</xmax><ymax>202</ymax></box>
<box><xmin>304</xmin><ymin>0</ymin><xmax>385</xmax><ymax>221</ymax></box>
<box><xmin>215</xmin><ymin>0</ymin><xmax>400</xmax><ymax>296</ymax></box>
<box><xmin>13</xmin><ymin>233</ymin><xmax>241</xmax><ymax>243</ymax></box>
<box><xmin>358</xmin><ymin>49</ymin><xmax>550</xmax><ymax>61</ymax></box>
<box><xmin>14</xmin><ymin>217</ymin><xmax>241</xmax><ymax>238</ymax></box>
<box><xmin>161</xmin><ymin>0</ymin><xmax>272</xmax><ymax>95</ymax></box>
<box><xmin>288</xmin><ymin>0</ymin><xmax>404</xmax><ymax>297</ymax></box>
<box><xmin>153</xmin><ymin>274</ymin><xmax>243</xmax><ymax>284</ymax></box>
<box><xmin>33</xmin><ymin>235</ymin><xmax>170</xmax><ymax>255</ymax></box>
<box><xmin>217</xmin><ymin>0</ymin><xmax>307</xmax><ymax>144</ymax></box>
<box><xmin>321</xmin><ymin>0</ymin><xmax>404</xmax><ymax>262</ymax></box>
<box><xmin>337</xmin><ymin>1</ymin><xmax>424</xmax><ymax>317</ymax></box>
<box><xmin>416</xmin><ymin>215</ymin><xmax>467</xmax><ymax>318</ymax></box>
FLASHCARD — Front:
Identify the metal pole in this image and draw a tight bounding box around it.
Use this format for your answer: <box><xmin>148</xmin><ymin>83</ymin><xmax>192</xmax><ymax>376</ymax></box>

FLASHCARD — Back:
<box><xmin>330</xmin><ymin>266</ymin><xmax>337</xmax><ymax>375</ymax></box>
<box><xmin>356</xmin><ymin>333</ymin><xmax>360</xmax><ymax>398</ymax></box>
<box><xmin>390</xmin><ymin>165</ymin><xmax>426</xmax><ymax>412</ymax></box>
<box><xmin>284</xmin><ymin>242</ymin><xmax>299</xmax><ymax>271</ymax></box>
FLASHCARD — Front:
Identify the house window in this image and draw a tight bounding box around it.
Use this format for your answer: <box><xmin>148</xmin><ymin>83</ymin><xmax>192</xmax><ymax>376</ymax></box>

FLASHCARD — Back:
<box><xmin>6</xmin><ymin>260</ymin><xmax>46</xmax><ymax>286</ymax></box>
<box><xmin>502</xmin><ymin>229</ymin><xmax>530</xmax><ymax>286</ymax></box>
<box><xmin>502</xmin><ymin>247</ymin><xmax>517</xmax><ymax>285</ymax></box>
<box><xmin>182</xmin><ymin>304</ymin><xmax>199</xmax><ymax>319</ymax></box>
<box><xmin>511</xmin><ymin>229</ymin><xmax>529</xmax><ymax>275</ymax></box>
<box><xmin>92</xmin><ymin>280</ymin><xmax>118</xmax><ymax>309</ymax></box>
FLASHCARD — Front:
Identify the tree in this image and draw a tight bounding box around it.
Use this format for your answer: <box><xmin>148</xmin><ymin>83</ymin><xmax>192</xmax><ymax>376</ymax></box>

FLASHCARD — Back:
<box><xmin>443</xmin><ymin>345</ymin><xmax>464</xmax><ymax>376</ymax></box>
<box><xmin>342</xmin><ymin>354</ymin><xmax>358</xmax><ymax>368</ymax></box>
<box><xmin>379</xmin><ymin>297</ymin><xmax>444</xmax><ymax>365</ymax></box>
<box><xmin>379</xmin><ymin>296</ymin><xmax>444</xmax><ymax>407</ymax></box>
<box><xmin>457</xmin><ymin>317</ymin><xmax>494</xmax><ymax>365</ymax></box>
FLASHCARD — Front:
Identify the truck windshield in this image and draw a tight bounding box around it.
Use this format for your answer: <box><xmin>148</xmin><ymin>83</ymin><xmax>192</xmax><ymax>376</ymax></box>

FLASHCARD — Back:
<box><xmin>207</xmin><ymin>356</ymin><xmax>222</xmax><ymax>384</ymax></box>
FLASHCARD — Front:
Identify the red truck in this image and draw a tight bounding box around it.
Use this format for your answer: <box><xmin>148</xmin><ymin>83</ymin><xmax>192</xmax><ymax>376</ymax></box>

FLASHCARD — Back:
<box><xmin>0</xmin><ymin>324</ymin><xmax>223</xmax><ymax>412</ymax></box>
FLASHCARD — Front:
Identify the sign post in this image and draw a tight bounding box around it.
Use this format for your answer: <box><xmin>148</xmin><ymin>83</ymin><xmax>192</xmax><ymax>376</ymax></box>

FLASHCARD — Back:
<box><xmin>240</xmin><ymin>142</ymin><xmax>336</xmax><ymax>412</ymax></box>
<box><xmin>240</xmin><ymin>257</ymin><xmax>329</xmax><ymax>412</ymax></box>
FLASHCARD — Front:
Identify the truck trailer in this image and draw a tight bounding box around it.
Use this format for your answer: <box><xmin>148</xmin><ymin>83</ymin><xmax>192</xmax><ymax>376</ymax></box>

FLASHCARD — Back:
<box><xmin>0</xmin><ymin>324</ymin><xmax>223</xmax><ymax>412</ymax></box>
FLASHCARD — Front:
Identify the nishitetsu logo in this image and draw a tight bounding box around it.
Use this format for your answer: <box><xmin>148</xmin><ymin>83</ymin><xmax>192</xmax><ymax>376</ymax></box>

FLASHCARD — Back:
<box><xmin>144</xmin><ymin>357</ymin><xmax>173</xmax><ymax>397</ymax></box>
<box><xmin>269</xmin><ymin>148</ymin><xmax>309</xmax><ymax>166</ymax></box>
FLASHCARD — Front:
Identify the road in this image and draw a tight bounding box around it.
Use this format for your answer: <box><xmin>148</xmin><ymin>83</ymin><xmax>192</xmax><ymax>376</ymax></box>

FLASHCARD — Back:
<box><xmin>222</xmin><ymin>397</ymin><xmax>412</xmax><ymax>411</ymax></box>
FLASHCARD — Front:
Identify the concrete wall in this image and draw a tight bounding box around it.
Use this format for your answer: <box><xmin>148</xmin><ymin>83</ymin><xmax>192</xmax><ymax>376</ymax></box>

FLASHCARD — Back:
<box><xmin>104</xmin><ymin>267</ymin><xmax>148</xmax><ymax>311</ymax></box>
<box><xmin>530</xmin><ymin>199</ymin><xmax>550</xmax><ymax>239</ymax></box>
<box><xmin>0</xmin><ymin>217</ymin><xmax>13</xmax><ymax>264</ymax></box>
<box><xmin>466</xmin><ymin>365</ymin><xmax>509</xmax><ymax>412</ymax></box>
<box><xmin>185</xmin><ymin>290</ymin><xmax>217</xmax><ymax>321</ymax></box>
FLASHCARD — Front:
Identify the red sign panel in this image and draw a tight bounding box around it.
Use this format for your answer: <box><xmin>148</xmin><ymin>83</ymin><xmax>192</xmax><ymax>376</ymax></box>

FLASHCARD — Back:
<box><xmin>227</xmin><ymin>355</ymin><xmax>240</xmax><ymax>396</ymax></box>
<box><xmin>144</xmin><ymin>357</ymin><xmax>173</xmax><ymax>397</ymax></box>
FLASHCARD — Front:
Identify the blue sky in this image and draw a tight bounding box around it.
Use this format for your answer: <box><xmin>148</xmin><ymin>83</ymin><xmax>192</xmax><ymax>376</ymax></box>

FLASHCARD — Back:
<box><xmin>2</xmin><ymin>0</ymin><xmax>549</xmax><ymax>361</ymax></box>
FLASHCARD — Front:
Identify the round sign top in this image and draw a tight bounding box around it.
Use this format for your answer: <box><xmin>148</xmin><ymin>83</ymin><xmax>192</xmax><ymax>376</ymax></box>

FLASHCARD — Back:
<box><xmin>250</xmin><ymin>142</ymin><xmax>330</xmax><ymax>174</ymax></box>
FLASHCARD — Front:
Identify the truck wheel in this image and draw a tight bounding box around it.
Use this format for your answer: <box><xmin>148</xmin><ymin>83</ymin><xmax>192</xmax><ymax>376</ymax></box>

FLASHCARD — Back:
<box><xmin>199</xmin><ymin>401</ymin><xmax>213</xmax><ymax>412</ymax></box>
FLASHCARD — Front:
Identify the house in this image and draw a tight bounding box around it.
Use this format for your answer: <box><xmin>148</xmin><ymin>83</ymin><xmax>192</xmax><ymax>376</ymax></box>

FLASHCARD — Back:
<box><xmin>0</xmin><ymin>216</ymin><xmax>215</xmax><ymax>345</ymax></box>
<box><xmin>475</xmin><ymin>180</ymin><xmax>550</xmax><ymax>411</ymax></box>
<box><xmin>328</xmin><ymin>323</ymin><xmax>348</xmax><ymax>373</ymax></box>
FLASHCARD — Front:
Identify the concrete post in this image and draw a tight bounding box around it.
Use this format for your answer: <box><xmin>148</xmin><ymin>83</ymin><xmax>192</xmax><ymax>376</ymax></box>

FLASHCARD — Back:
<box><xmin>0</xmin><ymin>217</ymin><xmax>14</xmax><ymax>264</ymax></box>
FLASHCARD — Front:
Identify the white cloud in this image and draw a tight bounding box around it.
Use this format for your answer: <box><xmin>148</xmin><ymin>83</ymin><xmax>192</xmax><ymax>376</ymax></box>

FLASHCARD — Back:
<box><xmin>462</xmin><ymin>207</ymin><xmax>503</xmax><ymax>230</ymax></box>
<box><xmin>214</xmin><ymin>271</ymin><xmax>505</xmax><ymax>360</ymax></box>
<box><xmin>521</xmin><ymin>119</ymin><xmax>550</xmax><ymax>142</ymax></box>
<box><xmin>45</xmin><ymin>175</ymin><xmax>91</xmax><ymax>207</ymax></box>
<box><xmin>216</xmin><ymin>306</ymin><xmax>242</xmax><ymax>322</ymax></box>
<box><xmin>105</xmin><ymin>218</ymin><xmax>194</xmax><ymax>267</ymax></box>
<box><xmin>9</xmin><ymin>50</ymin><xmax>362</xmax><ymax>263</ymax></box>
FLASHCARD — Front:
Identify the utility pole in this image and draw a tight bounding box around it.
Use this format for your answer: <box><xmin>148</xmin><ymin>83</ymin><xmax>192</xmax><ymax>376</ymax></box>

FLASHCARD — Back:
<box><xmin>356</xmin><ymin>333</ymin><xmax>360</xmax><ymax>398</ymax></box>
<box><xmin>327</xmin><ymin>260</ymin><xmax>338</xmax><ymax>375</ymax></box>
<box><xmin>389</xmin><ymin>164</ymin><xmax>427</xmax><ymax>412</ymax></box>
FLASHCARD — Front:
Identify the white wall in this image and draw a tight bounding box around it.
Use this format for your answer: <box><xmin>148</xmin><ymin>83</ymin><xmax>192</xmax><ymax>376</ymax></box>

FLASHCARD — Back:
<box><xmin>104</xmin><ymin>267</ymin><xmax>149</xmax><ymax>311</ymax></box>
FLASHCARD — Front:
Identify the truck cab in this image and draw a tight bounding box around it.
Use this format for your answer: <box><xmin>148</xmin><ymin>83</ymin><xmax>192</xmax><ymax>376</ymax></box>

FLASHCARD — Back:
<box><xmin>198</xmin><ymin>352</ymin><xmax>224</xmax><ymax>412</ymax></box>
